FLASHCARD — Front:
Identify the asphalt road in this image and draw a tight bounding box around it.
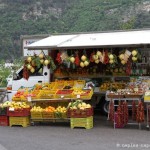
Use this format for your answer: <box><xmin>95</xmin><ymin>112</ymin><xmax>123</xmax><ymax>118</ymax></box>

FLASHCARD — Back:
<box><xmin>0</xmin><ymin>115</ymin><xmax>150</xmax><ymax>150</ymax></box>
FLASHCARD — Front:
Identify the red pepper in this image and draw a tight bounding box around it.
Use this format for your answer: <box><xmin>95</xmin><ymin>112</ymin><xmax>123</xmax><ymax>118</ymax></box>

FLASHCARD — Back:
<box><xmin>104</xmin><ymin>50</ymin><xmax>109</xmax><ymax>64</ymax></box>
<box><xmin>56</xmin><ymin>52</ymin><xmax>62</xmax><ymax>64</ymax></box>
<box><xmin>90</xmin><ymin>52</ymin><xmax>95</xmax><ymax>62</ymax></box>
<box><xmin>75</xmin><ymin>53</ymin><xmax>80</xmax><ymax>66</ymax></box>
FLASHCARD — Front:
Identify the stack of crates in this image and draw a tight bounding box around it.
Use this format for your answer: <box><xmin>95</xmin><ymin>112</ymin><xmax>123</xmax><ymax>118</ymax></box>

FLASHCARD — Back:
<box><xmin>8</xmin><ymin>108</ymin><xmax>30</xmax><ymax>127</ymax></box>
<box><xmin>69</xmin><ymin>107</ymin><xmax>94</xmax><ymax>129</ymax></box>
<box><xmin>0</xmin><ymin>107</ymin><xmax>9</xmax><ymax>126</ymax></box>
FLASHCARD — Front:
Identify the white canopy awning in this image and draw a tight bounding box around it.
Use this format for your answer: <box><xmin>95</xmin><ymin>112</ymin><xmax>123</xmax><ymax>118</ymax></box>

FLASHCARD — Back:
<box><xmin>26</xmin><ymin>34</ymin><xmax>78</xmax><ymax>49</ymax></box>
<box><xmin>26</xmin><ymin>29</ymin><xmax>150</xmax><ymax>50</ymax></box>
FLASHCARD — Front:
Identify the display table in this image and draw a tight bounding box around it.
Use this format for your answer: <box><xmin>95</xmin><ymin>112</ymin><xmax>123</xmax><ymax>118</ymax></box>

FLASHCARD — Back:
<box><xmin>106</xmin><ymin>93</ymin><xmax>143</xmax><ymax>129</ymax></box>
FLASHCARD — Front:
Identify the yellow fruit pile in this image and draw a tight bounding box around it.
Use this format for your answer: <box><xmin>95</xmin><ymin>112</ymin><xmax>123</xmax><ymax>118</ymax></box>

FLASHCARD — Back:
<box><xmin>30</xmin><ymin>106</ymin><xmax>43</xmax><ymax>112</ymax></box>
<box><xmin>9</xmin><ymin>102</ymin><xmax>30</xmax><ymax>110</ymax></box>
<box><xmin>43</xmin><ymin>106</ymin><xmax>55</xmax><ymax>113</ymax></box>
<box><xmin>55</xmin><ymin>106</ymin><xmax>67</xmax><ymax>113</ymax></box>
<box><xmin>68</xmin><ymin>100</ymin><xmax>91</xmax><ymax>110</ymax></box>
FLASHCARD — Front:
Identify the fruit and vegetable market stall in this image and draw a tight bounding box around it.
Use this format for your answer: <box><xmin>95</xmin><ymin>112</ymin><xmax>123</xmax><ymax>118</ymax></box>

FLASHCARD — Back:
<box><xmin>2</xmin><ymin>29</ymin><xmax>150</xmax><ymax>129</ymax></box>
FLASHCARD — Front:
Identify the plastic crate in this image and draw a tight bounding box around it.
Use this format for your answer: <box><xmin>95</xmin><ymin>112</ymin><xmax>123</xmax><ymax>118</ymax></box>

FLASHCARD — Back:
<box><xmin>0</xmin><ymin>107</ymin><xmax>7</xmax><ymax>116</ymax></box>
<box><xmin>64</xmin><ymin>80</ymin><xmax>74</xmax><ymax>89</ymax></box>
<box><xmin>42</xmin><ymin>111</ymin><xmax>54</xmax><ymax>119</ymax></box>
<box><xmin>0</xmin><ymin>116</ymin><xmax>9</xmax><ymax>126</ymax></box>
<box><xmin>55</xmin><ymin>89</ymin><xmax>73</xmax><ymax>99</ymax></box>
<box><xmin>38</xmin><ymin>90</ymin><xmax>57</xmax><ymax>99</ymax></box>
<box><xmin>70</xmin><ymin>116</ymin><xmax>93</xmax><ymax>129</ymax></box>
<box><xmin>9</xmin><ymin>116</ymin><xmax>30</xmax><ymax>127</ymax></box>
<box><xmin>72</xmin><ymin>89</ymin><xmax>93</xmax><ymax>99</ymax></box>
<box><xmin>7</xmin><ymin>108</ymin><xmax>30</xmax><ymax>117</ymax></box>
<box><xmin>12</xmin><ymin>96</ymin><xmax>21</xmax><ymax>101</ymax></box>
<box><xmin>53</xmin><ymin>81</ymin><xmax>65</xmax><ymax>90</ymax></box>
<box><xmin>30</xmin><ymin>112</ymin><xmax>43</xmax><ymax>119</ymax></box>
<box><xmin>74</xmin><ymin>80</ymin><xmax>85</xmax><ymax>89</ymax></box>
<box><xmin>68</xmin><ymin>108</ymin><xmax>93</xmax><ymax>118</ymax></box>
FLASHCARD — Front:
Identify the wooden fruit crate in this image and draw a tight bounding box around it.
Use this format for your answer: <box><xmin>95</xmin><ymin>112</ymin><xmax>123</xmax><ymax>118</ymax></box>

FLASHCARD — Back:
<box><xmin>9</xmin><ymin>116</ymin><xmax>30</xmax><ymax>127</ymax></box>
<box><xmin>70</xmin><ymin>116</ymin><xmax>93</xmax><ymax>129</ymax></box>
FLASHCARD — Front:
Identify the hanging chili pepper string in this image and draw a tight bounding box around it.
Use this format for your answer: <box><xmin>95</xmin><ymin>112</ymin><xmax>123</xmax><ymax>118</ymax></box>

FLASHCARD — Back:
<box><xmin>56</xmin><ymin>52</ymin><xmax>62</xmax><ymax>64</ymax></box>
<box><xmin>116</xmin><ymin>103</ymin><xmax>122</xmax><ymax>127</ymax></box>
<box><xmin>75</xmin><ymin>51</ymin><xmax>80</xmax><ymax>66</ymax></box>
<box><xmin>136</xmin><ymin>101</ymin><xmax>145</xmax><ymax>123</ymax></box>
<box><xmin>109</xmin><ymin>99</ymin><xmax>114</xmax><ymax>122</ymax></box>
<box><xmin>123</xmin><ymin>101</ymin><xmax>128</xmax><ymax>125</ymax></box>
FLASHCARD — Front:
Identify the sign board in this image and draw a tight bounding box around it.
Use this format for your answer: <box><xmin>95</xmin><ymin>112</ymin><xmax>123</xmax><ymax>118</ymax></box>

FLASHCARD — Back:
<box><xmin>22</xmin><ymin>38</ymin><xmax>48</xmax><ymax>57</ymax></box>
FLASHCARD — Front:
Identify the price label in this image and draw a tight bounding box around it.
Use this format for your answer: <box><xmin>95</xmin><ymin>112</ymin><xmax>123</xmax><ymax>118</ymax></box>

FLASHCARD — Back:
<box><xmin>61</xmin><ymin>95</ymin><xmax>64</xmax><ymax>98</ymax></box>
<box><xmin>27</xmin><ymin>96</ymin><xmax>32</xmax><ymax>102</ymax></box>
<box><xmin>9</xmin><ymin>108</ymin><xmax>14</xmax><ymax>111</ymax></box>
<box><xmin>77</xmin><ymin>95</ymin><xmax>80</xmax><ymax>98</ymax></box>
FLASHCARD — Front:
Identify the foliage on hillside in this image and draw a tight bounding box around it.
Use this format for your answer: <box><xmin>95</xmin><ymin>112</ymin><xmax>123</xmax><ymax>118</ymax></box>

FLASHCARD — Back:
<box><xmin>0</xmin><ymin>0</ymin><xmax>150</xmax><ymax>60</ymax></box>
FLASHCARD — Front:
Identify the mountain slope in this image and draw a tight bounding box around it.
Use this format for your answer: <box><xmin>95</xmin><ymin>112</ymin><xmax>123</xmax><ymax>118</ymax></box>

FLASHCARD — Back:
<box><xmin>0</xmin><ymin>0</ymin><xmax>150</xmax><ymax>60</ymax></box>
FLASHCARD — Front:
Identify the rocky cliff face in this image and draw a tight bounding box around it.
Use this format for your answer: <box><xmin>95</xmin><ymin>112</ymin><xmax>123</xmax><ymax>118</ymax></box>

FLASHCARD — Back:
<box><xmin>0</xmin><ymin>0</ymin><xmax>150</xmax><ymax>60</ymax></box>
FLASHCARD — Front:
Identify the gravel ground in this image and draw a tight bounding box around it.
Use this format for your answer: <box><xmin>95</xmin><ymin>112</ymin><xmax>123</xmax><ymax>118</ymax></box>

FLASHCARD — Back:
<box><xmin>0</xmin><ymin>115</ymin><xmax>150</xmax><ymax>150</ymax></box>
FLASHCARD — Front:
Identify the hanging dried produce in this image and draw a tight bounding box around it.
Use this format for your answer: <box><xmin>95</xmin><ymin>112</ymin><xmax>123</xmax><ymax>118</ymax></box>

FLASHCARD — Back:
<box><xmin>104</xmin><ymin>50</ymin><xmax>109</xmax><ymax>64</ymax></box>
<box><xmin>132</xmin><ymin>100</ymin><xmax>136</xmax><ymax>121</ymax></box>
<box><xmin>23</xmin><ymin>65</ymin><xmax>29</xmax><ymax>80</ymax></box>
<box><xmin>109</xmin><ymin>100</ymin><xmax>114</xmax><ymax>122</ymax></box>
<box><xmin>123</xmin><ymin>101</ymin><xmax>128</xmax><ymax>125</ymax></box>
<box><xmin>90</xmin><ymin>52</ymin><xmax>95</xmax><ymax>62</ymax></box>
<box><xmin>74</xmin><ymin>52</ymin><xmax>80</xmax><ymax>66</ymax></box>
<box><xmin>115</xmin><ymin>103</ymin><xmax>123</xmax><ymax>128</ymax></box>
<box><xmin>56</xmin><ymin>52</ymin><xmax>62</xmax><ymax>64</ymax></box>
<box><xmin>126</xmin><ymin>59</ymin><xmax>132</xmax><ymax>75</ymax></box>
<box><xmin>136</xmin><ymin>101</ymin><xmax>145</xmax><ymax>123</ymax></box>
